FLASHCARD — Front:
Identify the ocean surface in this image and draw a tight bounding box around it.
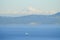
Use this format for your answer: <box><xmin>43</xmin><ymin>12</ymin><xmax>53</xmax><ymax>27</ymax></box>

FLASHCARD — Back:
<box><xmin>0</xmin><ymin>24</ymin><xmax>60</xmax><ymax>40</ymax></box>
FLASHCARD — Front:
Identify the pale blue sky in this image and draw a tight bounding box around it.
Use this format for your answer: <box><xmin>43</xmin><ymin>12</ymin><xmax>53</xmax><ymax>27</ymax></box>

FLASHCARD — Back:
<box><xmin>0</xmin><ymin>0</ymin><xmax>60</xmax><ymax>16</ymax></box>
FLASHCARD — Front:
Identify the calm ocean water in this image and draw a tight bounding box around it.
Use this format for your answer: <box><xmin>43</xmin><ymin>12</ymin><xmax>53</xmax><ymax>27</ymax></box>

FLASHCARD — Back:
<box><xmin>0</xmin><ymin>24</ymin><xmax>60</xmax><ymax>40</ymax></box>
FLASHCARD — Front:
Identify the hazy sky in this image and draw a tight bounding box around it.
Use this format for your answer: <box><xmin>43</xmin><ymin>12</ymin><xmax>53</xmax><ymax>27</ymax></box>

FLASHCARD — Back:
<box><xmin>0</xmin><ymin>0</ymin><xmax>60</xmax><ymax>16</ymax></box>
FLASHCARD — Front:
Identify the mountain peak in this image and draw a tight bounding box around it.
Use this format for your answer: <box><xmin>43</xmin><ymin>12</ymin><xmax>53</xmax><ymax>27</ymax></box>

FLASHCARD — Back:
<box><xmin>54</xmin><ymin>12</ymin><xmax>60</xmax><ymax>16</ymax></box>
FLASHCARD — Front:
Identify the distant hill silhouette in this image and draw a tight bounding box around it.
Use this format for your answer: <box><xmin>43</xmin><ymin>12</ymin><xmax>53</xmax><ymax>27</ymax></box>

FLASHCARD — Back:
<box><xmin>0</xmin><ymin>12</ymin><xmax>60</xmax><ymax>24</ymax></box>
<box><xmin>54</xmin><ymin>12</ymin><xmax>60</xmax><ymax>16</ymax></box>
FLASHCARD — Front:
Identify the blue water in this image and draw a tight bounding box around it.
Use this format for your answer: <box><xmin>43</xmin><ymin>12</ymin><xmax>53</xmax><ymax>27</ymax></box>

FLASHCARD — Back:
<box><xmin>0</xmin><ymin>24</ymin><xmax>60</xmax><ymax>40</ymax></box>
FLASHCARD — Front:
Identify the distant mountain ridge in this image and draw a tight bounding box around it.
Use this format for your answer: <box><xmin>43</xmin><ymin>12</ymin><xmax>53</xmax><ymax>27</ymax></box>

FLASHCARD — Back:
<box><xmin>0</xmin><ymin>12</ymin><xmax>60</xmax><ymax>24</ymax></box>
<box><xmin>53</xmin><ymin>12</ymin><xmax>60</xmax><ymax>16</ymax></box>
